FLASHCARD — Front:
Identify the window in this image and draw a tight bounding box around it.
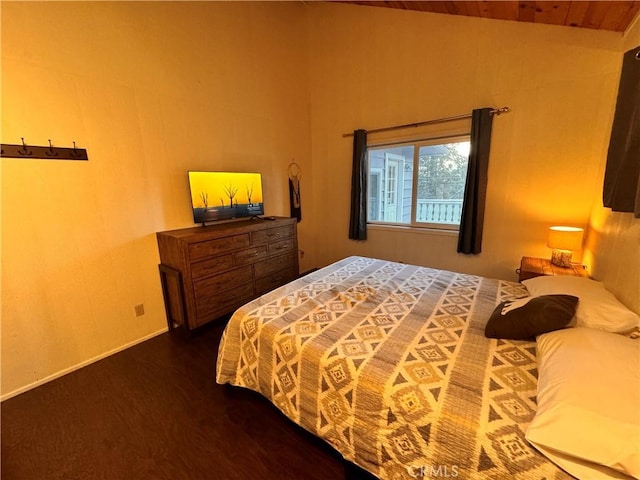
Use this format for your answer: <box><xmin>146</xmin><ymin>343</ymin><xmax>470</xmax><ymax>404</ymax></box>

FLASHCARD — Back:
<box><xmin>367</xmin><ymin>137</ymin><xmax>470</xmax><ymax>229</ymax></box>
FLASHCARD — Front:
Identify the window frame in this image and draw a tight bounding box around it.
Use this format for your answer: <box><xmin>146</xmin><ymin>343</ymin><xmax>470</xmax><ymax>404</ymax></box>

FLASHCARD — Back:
<box><xmin>366</xmin><ymin>133</ymin><xmax>470</xmax><ymax>232</ymax></box>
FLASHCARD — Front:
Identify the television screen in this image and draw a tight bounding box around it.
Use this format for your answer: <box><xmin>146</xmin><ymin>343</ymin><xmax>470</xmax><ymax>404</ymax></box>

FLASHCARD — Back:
<box><xmin>188</xmin><ymin>171</ymin><xmax>264</xmax><ymax>224</ymax></box>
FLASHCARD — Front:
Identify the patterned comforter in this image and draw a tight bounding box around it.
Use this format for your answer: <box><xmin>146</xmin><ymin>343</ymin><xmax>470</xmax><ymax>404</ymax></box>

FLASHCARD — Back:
<box><xmin>216</xmin><ymin>256</ymin><xmax>573</xmax><ymax>479</ymax></box>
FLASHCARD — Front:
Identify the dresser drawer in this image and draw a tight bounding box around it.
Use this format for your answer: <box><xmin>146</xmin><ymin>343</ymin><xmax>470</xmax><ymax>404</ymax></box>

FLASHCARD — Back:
<box><xmin>189</xmin><ymin>234</ymin><xmax>250</xmax><ymax>261</ymax></box>
<box><xmin>252</xmin><ymin>225</ymin><xmax>293</xmax><ymax>245</ymax></box>
<box><xmin>234</xmin><ymin>245</ymin><xmax>268</xmax><ymax>266</ymax></box>
<box><xmin>255</xmin><ymin>266</ymin><xmax>298</xmax><ymax>295</ymax></box>
<box><xmin>194</xmin><ymin>265</ymin><xmax>253</xmax><ymax>299</ymax></box>
<box><xmin>268</xmin><ymin>238</ymin><xmax>295</xmax><ymax>256</ymax></box>
<box><xmin>194</xmin><ymin>282</ymin><xmax>254</xmax><ymax>323</ymax></box>
<box><xmin>254</xmin><ymin>252</ymin><xmax>297</xmax><ymax>278</ymax></box>
<box><xmin>191</xmin><ymin>254</ymin><xmax>234</xmax><ymax>280</ymax></box>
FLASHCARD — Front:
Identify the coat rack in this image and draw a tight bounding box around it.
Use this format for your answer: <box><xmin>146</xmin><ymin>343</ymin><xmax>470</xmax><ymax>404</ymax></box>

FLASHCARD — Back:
<box><xmin>1</xmin><ymin>138</ymin><xmax>88</xmax><ymax>161</ymax></box>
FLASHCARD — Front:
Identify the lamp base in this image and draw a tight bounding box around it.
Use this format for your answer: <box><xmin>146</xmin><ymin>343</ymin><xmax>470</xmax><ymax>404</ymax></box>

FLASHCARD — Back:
<box><xmin>551</xmin><ymin>249</ymin><xmax>572</xmax><ymax>267</ymax></box>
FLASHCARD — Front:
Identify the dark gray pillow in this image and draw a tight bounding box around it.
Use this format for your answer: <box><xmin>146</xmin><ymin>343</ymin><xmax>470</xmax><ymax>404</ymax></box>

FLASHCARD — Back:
<box><xmin>485</xmin><ymin>295</ymin><xmax>579</xmax><ymax>340</ymax></box>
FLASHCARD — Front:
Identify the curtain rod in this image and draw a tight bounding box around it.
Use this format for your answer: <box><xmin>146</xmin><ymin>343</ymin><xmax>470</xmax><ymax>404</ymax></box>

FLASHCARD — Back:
<box><xmin>342</xmin><ymin>106</ymin><xmax>510</xmax><ymax>138</ymax></box>
<box><xmin>368</xmin><ymin>132</ymin><xmax>470</xmax><ymax>149</ymax></box>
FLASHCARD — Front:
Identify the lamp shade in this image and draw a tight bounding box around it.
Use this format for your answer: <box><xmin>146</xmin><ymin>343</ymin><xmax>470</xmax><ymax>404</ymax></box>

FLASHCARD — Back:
<box><xmin>547</xmin><ymin>226</ymin><xmax>584</xmax><ymax>251</ymax></box>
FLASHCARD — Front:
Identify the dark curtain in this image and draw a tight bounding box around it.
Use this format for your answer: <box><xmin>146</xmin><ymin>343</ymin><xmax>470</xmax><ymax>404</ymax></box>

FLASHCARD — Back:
<box><xmin>603</xmin><ymin>45</ymin><xmax>640</xmax><ymax>218</ymax></box>
<box><xmin>349</xmin><ymin>129</ymin><xmax>368</xmax><ymax>240</ymax></box>
<box><xmin>457</xmin><ymin>108</ymin><xmax>494</xmax><ymax>254</ymax></box>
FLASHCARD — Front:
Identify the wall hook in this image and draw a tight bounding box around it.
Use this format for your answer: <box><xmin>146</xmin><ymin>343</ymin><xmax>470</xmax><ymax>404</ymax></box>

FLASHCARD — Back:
<box><xmin>46</xmin><ymin>139</ymin><xmax>58</xmax><ymax>157</ymax></box>
<box><xmin>18</xmin><ymin>138</ymin><xmax>33</xmax><ymax>156</ymax></box>
<box><xmin>70</xmin><ymin>141</ymin><xmax>81</xmax><ymax>158</ymax></box>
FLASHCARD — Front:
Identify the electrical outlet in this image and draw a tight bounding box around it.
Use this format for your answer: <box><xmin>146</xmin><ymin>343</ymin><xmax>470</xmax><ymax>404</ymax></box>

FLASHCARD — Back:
<box><xmin>134</xmin><ymin>304</ymin><xmax>145</xmax><ymax>317</ymax></box>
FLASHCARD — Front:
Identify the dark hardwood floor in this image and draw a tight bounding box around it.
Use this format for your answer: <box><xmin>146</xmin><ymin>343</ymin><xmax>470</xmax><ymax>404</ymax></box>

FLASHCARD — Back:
<box><xmin>1</xmin><ymin>320</ymin><xmax>351</xmax><ymax>480</ymax></box>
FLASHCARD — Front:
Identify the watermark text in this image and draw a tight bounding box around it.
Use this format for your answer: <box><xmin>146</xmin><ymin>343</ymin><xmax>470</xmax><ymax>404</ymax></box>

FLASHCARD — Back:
<box><xmin>407</xmin><ymin>465</ymin><xmax>460</xmax><ymax>478</ymax></box>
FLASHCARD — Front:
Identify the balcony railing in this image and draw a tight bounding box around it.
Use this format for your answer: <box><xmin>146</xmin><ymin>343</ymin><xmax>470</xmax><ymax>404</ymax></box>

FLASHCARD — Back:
<box><xmin>416</xmin><ymin>199</ymin><xmax>463</xmax><ymax>224</ymax></box>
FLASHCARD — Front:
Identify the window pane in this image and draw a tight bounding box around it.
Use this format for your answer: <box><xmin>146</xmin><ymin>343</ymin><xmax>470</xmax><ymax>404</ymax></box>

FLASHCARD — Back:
<box><xmin>367</xmin><ymin>146</ymin><xmax>414</xmax><ymax>224</ymax></box>
<box><xmin>416</xmin><ymin>141</ymin><xmax>469</xmax><ymax>225</ymax></box>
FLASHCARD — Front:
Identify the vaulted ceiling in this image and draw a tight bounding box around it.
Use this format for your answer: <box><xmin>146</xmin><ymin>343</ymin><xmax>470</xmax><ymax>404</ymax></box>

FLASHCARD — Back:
<box><xmin>335</xmin><ymin>1</ymin><xmax>640</xmax><ymax>33</ymax></box>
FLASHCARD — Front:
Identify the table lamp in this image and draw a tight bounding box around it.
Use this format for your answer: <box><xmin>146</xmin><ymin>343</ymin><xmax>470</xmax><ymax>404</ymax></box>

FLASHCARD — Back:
<box><xmin>547</xmin><ymin>226</ymin><xmax>584</xmax><ymax>267</ymax></box>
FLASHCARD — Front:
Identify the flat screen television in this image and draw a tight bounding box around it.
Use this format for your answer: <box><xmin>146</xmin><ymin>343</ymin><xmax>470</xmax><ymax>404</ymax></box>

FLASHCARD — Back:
<box><xmin>188</xmin><ymin>171</ymin><xmax>264</xmax><ymax>225</ymax></box>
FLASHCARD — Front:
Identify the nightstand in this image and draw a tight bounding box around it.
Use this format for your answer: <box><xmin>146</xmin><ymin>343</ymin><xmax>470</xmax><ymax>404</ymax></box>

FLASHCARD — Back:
<box><xmin>517</xmin><ymin>256</ymin><xmax>589</xmax><ymax>282</ymax></box>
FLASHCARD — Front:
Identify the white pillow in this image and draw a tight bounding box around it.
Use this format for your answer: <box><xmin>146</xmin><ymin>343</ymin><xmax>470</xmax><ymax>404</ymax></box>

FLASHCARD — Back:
<box><xmin>522</xmin><ymin>276</ymin><xmax>639</xmax><ymax>333</ymax></box>
<box><xmin>526</xmin><ymin>327</ymin><xmax>640</xmax><ymax>479</ymax></box>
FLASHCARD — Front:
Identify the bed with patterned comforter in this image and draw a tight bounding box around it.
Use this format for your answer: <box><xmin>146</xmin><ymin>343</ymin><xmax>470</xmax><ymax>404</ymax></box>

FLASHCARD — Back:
<box><xmin>216</xmin><ymin>256</ymin><xmax>573</xmax><ymax>479</ymax></box>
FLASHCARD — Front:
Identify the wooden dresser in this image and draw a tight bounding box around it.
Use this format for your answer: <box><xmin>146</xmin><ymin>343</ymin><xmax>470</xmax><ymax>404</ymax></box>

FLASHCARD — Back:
<box><xmin>157</xmin><ymin>217</ymin><xmax>298</xmax><ymax>332</ymax></box>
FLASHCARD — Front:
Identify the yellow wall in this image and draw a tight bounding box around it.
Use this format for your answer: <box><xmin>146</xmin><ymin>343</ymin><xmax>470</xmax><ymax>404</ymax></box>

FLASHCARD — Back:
<box><xmin>307</xmin><ymin>3</ymin><xmax>625</xmax><ymax>281</ymax></box>
<box><xmin>1</xmin><ymin>1</ymin><xmax>312</xmax><ymax>398</ymax></box>
<box><xmin>2</xmin><ymin>1</ymin><xmax>638</xmax><ymax>399</ymax></box>
<box><xmin>584</xmin><ymin>15</ymin><xmax>640</xmax><ymax>315</ymax></box>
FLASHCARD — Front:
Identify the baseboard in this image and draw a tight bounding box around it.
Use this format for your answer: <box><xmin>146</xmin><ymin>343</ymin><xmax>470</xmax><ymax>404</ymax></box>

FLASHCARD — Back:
<box><xmin>0</xmin><ymin>327</ymin><xmax>168</xmax><ymax>402</ymax></box>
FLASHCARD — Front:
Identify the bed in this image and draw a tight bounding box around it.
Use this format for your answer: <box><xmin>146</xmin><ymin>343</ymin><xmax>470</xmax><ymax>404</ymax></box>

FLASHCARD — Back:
<box><xmin>216</xmin><ymin>256</ymin><xmax>640</xmax><ymax>480</ymax></box>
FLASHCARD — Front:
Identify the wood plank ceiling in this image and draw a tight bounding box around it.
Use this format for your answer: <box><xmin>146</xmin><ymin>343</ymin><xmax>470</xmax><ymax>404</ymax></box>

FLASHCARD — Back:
<box><xmin>336</xmin><ymin>1</ymin><xmax>640</xmax><ymax>33</ymax></box>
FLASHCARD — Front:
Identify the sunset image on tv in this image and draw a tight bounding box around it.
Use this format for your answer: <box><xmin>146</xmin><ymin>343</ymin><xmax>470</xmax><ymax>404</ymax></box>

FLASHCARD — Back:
<box><xmin>188</xmin><ymin>171</ymin><xmax>264</xmax><ymax>224</ymax></box>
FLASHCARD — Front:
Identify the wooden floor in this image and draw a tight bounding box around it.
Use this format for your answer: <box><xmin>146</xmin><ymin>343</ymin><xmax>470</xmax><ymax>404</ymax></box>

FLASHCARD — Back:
<box><xmin>1</xmin><ymin>321</ymin><xmax>351</xmax><ymax>480</ymax></box>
